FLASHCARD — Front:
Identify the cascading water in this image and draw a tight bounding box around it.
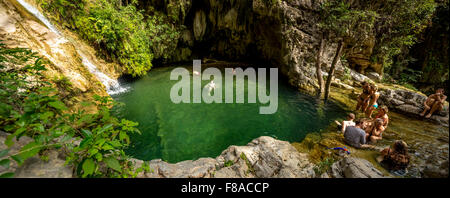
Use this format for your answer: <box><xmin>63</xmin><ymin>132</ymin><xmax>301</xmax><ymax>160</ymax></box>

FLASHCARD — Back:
<box><xmin>15</xmin><ymin>0</ymin><xmax>128</xmax><ymax>95</ymax></box>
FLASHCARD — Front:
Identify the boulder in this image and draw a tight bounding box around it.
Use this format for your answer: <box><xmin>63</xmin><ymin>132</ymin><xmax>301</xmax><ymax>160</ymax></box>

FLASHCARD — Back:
<box><xmin>330</xmin><ymin>157</ymin><xmax>386</xmax><ymax>178</ymax></box>
<box><xmin>134</xmin><ymin>136</ymin><xmax>317</xmax><ymax>178</ymax></box>
<box><xmin>215</xmin><ymin>136</ymin><xmax>316</xmax><ymax>178</ymax></box>
<box><xmin>366</xmin><ymin>72</ymin><xmax>382</xmax><ymax>82</ymax></box>
<box><xmin>378</xmin><ymin>88</ymin><xmax>449</xmax><ymax>127</ymax></box>
<box><xmin>0</xmin><ymin>131</ymin><xmax>73</xmax><ymax>178</ymax></box>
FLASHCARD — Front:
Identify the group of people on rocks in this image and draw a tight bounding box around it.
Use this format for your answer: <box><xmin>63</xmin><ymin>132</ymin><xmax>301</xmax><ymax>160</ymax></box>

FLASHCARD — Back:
<box><xmin>336</xmin><ymin>81</ymin><xmax>447</xmax><ymax>175</ymax></box>
<box><xmin>337</xmin><ymin>82</ymin><xmax>389</xmax><ymax>147</ymax></box>
<box><xmin>335</xmin><ymin>82</ymin><xmax>447</xmax><ymax>175</ymax></box>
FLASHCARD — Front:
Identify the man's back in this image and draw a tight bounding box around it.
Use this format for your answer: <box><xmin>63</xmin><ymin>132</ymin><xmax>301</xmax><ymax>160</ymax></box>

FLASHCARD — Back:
<box><xmin>344</xmin><ymin>126</ymin><xmax>366</xmax><ymax>148</ymax></box>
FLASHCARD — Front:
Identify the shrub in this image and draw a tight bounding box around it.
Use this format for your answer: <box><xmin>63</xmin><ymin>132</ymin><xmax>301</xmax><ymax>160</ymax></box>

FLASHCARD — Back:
<box><xmin>0</xmin><ymin>43</ymin><xmax>143</xmax><ymax>178</ymax></box>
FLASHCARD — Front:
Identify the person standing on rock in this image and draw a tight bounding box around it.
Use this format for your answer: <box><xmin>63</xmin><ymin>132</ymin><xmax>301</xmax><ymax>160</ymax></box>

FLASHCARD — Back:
<box><xmin>365</xmin><ymin>84</ymin><xmax>380</xmax><ymax>118</ymax></box>
<box><xmin>420</xmin><ymin>88</ymin><xmax>447</xmax><ymax>119</ymax></box>
<box><xmin>356</xmin><ymin>82</ymin><xmax>371</xmax><ymax>112</ymax></box>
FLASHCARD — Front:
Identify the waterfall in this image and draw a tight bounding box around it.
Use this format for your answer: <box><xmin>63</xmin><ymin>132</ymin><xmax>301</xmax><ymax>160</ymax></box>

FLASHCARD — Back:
<box><xmin>15</xmin><ymin>0</ymin><xmax>128</xmax><ymax>95</ymax></box>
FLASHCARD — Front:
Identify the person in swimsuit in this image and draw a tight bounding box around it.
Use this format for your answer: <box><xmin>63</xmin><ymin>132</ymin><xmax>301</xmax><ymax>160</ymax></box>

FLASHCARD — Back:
<box><xmin>366</xmin><ymin>118</ymin><xmax>385</xmax><ymax>143</ymax></box>
<box><xmin>356</xmin><ymin>82</ymin><xmax>371</xmax><ymax>112</ymax></box>
<box><xmin>420</xmin><ymin>88</ymin><xmax>447</xmax><ymax>118</ymax></box>
<box><xmin>206</xmin><ymin>80</ymin><xmax>216</xmax><ymax>96</ymax></box>
<box><xmin>335</xmin><ymin>113</ymin><xmax>356</xmax><ymax>133</ymax></box>
<box><xmin>377</xmin><ymin>140</ymin><xmax>410</xmax><ymax>175</ymax></box>
<box><xmin>365</xmin><ymin>84</ymin><xmax>380</xmax><ymax>118</ymax></box>
<box><xmin>374</xmin><ymin>105</ymin><xmax>389</xmax><ymax>131</ymax></box>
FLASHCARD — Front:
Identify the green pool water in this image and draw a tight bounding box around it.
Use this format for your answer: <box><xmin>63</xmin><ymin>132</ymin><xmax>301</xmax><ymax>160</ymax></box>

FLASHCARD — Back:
<box><xmin>112</xmin><ymin>65</ymin><xmax>347</xmax><ymax>163</ymax></box>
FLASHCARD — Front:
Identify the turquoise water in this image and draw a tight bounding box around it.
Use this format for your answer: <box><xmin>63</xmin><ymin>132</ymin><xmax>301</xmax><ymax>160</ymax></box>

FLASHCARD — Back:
<box><xmin>112</xmin><ymin>65</ymin><xmax>346</xmax><ymax>163</ymax></box>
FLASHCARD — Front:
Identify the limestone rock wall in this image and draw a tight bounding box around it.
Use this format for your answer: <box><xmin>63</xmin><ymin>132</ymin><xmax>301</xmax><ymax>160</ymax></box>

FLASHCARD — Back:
<box><xmin>133</xmin><ymin>136</ymin><xmax>317</xmax><ymax>178</ymax></box>
<box><xmin>157</xmin><ymin>0</ymin><xmax>380</xmax><ymax>93</ymax></box>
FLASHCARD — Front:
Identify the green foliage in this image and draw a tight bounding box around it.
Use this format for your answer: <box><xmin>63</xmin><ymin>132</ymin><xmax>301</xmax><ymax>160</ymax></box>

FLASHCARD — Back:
<box><xmin>364</xmin><ymin>0</ymin><xmax>436</xmax><ymax>68</ymax></box>
<box><xmin>38</xmin><ymin>0</ymin><xmax>180</xmax><ymax>77</ymax></box>
<box><xmin>0</xmin><ymin>43</ymin><xmax>143</xmax><ymax>177</ymax></box>
<box><xmin>319</xmin><ymin>1</ymin><xmax>376</xmax><ymax>45</ymax></box>
<box><xmin>313</xmin><ymin>157</ymin><xmax>335</xmax><ymax>175</ymax></box>
<box><xmin>224</xmin><ymin>160</ymin><xmax>233</xmax><ymax>167</ymax></box>
<box><xmin>421</xmin><ymin>52</ymin><xmax>448</xmax><ymax>84</ymax></box>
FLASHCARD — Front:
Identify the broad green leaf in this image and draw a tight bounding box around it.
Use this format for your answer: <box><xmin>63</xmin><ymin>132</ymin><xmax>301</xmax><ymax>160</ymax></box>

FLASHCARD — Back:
<box><xmin>79</xmin><ymin>137</ymin><xmax>92</xmax><ymax>148</ymax></box>
<box><xmin>48</xmin><ymin>100</ymin><xmax>68</xmax><ymax>110</ymax></box>
<box><xmin>11</xmin><ymin>155</ymin><xmax>24</xmax><ymax>165</ymax></box>
<box><xmin>109</xmin><ymin>140</ymin><xmax>122</xmax><ymax>147</ymax></box>
<box><xmin>104</xmin><ymin>157</ymin><xmax>121</xmax><ymax>172</ymax></box>
<box><xmin>95</xmin><ymin>153</ymin><xmax>103</xmax><ymax>161</ymax></box>
<box><xmin>97</xmin><ymin>124</ymin><xmax>113</xmax><ymax>134</ymax></box>
<box><xmin>81</xmin><ymin>129</ymin><xmax>92</xmax><ymax>138</ymax></box>
<box><xmin>82</xmin><ymin>158</ymin><xmax>95</xmax><ymax>177</ymax></box>
<box><xmin>0</xmin><ymin>149</ymin><xmax>9</xmax><ymax>158</ymax></box>
<box><xmin>102</xmin><ymin>144</ymin><xmax>114</xmax><ymax>151</ymax></box>
<box><xmin>0</xmin><ymin>172</ymin><xmax>14</xmax><ymax>178</ymax></box>
<box><xmin>94</xmin><ymin>138</ymin><xmax>106</xmax><ymax>146</ymax></box>
<box><xmin>17</xmin><ymin>142</ymin><xmax>42</xmax><ymax>161</ymax></box>
<box><xmin>119</xmin><ymin>131</ymin><xmax>129</xmax><ymax>144</ymax></box>
<box><xmin>5</xmin><ymin>127</ymin><xmax>26</xmax><ymax>147</ymax></box>
<box><xmin>88</xmin><ymin>148</ymin><xmax>98</xmax><ymax>157</ymax></box>
<box><xmin>0</xmin><ymin>159</ymin><xmax>10</xmax><ymax>169</ymax></box>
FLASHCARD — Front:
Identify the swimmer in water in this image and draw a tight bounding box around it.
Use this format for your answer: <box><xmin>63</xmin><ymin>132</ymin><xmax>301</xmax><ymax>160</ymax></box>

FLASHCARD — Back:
<box><xmin>206</xmin><ymin>80</ymin><xmax>216</xmax><ymax>96</ymax></box>
<box><xmin>232</xmin><ymin>68</ymin><xmax>236</xmax><ymax>75</ymax></box>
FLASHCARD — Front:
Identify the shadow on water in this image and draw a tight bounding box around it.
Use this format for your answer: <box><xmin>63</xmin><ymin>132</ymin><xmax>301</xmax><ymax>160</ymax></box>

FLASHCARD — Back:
<box><xmin>112</xmin><ymin>64</ymin><xmax>347</xmax><ymax>163</ymax></box>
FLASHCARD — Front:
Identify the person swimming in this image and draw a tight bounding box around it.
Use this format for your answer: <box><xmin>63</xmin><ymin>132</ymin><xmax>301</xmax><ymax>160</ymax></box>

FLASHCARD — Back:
<box><xmin>206</xmin><ymin>80</ymin><xmax>216</xmax><ymax>96</ymax></box>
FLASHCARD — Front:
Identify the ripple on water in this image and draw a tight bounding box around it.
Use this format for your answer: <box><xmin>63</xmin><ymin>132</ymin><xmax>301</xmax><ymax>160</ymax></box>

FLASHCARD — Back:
<box><xmin>112</xmin><ymin>66</ymin><xmax>347</xmax><ymax>163</ymax></box>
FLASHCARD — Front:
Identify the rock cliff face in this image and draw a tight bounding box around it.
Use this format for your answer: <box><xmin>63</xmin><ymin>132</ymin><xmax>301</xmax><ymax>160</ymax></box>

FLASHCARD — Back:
<box><xmin>0</xmin><ymin>0</ymin><xmax>119</xmax><ymax>98</ymax></box>
<box><xmin>133</xmin><ymin>136</ymin><xmax>317</xmax><ymax>178</ymax></box>
<box><xmin>156</xmin><ymin>0</ymin><xmax>379</xmax><ymax>93</ymax></box>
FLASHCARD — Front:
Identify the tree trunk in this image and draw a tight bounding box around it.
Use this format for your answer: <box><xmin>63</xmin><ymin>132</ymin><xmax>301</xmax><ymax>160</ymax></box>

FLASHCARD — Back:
<box><xmin>315</xmin><ymin>34</ymin><xmax>325</xmax><ymax>98</ymax></box>
<box><xmin>324</xmin><ymin>40</ymin><xmax>344</xmax><ymax>101</ymax></box>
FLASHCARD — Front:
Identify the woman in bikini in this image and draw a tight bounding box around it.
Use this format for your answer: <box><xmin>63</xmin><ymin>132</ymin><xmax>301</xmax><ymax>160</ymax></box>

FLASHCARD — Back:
<box><xmin>366</xmin><ymin>118</ymin><xmax>385</xmax><ymax>143</ymax></box>
<box><xmin>374</xmin><ymin>105</ymin><xmax>389</xmax><ymax>131</ymax></box>
<box><xmin>365</xmin><ymin>84</ymin><xmax>380</xmax><ymax>118</ymax></box>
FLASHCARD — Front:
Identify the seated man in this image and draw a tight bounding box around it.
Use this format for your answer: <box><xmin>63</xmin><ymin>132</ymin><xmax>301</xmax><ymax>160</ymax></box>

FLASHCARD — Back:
<box><xmin>335</xmin><ymin>113</ymin><xmax>355</xmax><ymax>133</ymax></box>
<box><xmin>420</xmin><ymin>88</ymin><xmax>447</xmax><ymax>118</ymax></box>
<box><xmin>356</xmin><ymin>82</ymin><xmax>371</xmax><ymax>112</ymax></box>
<box><xmin>344</xmin><ymin>119</ymin><xmax>369</xmax><ymax>149</ymax></box>
<box><xmin>365</xmin><ymin>118</ymin><xmax>385</xmax><ymax>143</ymax></box>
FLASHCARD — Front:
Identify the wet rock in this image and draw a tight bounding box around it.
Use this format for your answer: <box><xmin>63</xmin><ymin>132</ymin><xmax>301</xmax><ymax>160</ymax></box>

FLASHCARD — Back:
<box><xmin>378</xmin><ymin>88</ymin><xmax>449</xmax><ymax>127</ymax></box>
<box><xmin>330</xmin><ymin>157</ymin><xmax>386</xmax><ymax>178</ymax></box>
